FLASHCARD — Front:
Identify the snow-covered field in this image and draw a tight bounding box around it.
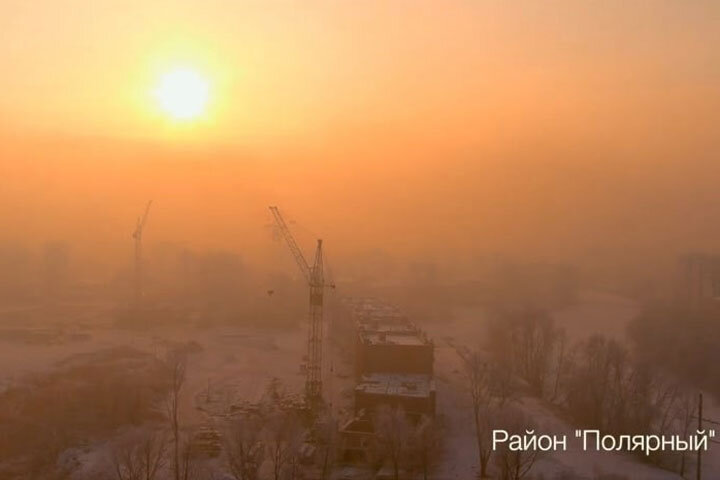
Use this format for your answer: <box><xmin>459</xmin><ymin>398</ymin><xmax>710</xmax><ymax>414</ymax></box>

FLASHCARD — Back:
<box><xmin>0</xmin><ymin>302</ymin><xmax>319</xmax><ymax>477</ymax></box>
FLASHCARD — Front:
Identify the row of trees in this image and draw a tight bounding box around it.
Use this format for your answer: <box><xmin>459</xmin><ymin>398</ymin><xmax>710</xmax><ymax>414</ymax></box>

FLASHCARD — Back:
<box><xmin>221</xmin><ymin>380</ymin><xmax>313</xmax><ymax>480</ymax></box>
<box><xmin>109</xmin><ymin>352</ymin><xmax>212</xmax><ymax>480</ymax></box>
<box><xmin>0</xmin><ymin>346</ymin><xmax>172</xmax><ymax>479</ymax></box>
<box><xmin>463</xmin><ymin>350</ymin><xmax>539</xmax><ymax>479</ymax></box>
<box><xmin>465</xmin><ymin>307</ymin><xmax>700</xmax><ymax>478</ymax></box>
<box><xmin>371</xmin><ymin>406</ymin><xmax>441</xmax><ymax>480</ymax></box>
<box><xmin>104</xmin><ymin>350</ymin><xmax>441</xmax><ymax>480</ymax></box>
<box><xmin>629</xmin><ymin>303</ymin><xmax>720</xmax><ymax>398</ymax></box>
<box><xmin>222</xmin><ymin>401</ymin><xmax>443</xmax><ymax>480</ymax></box>
<box><xmin>109</xmin><ymin>371</ymin><xmax>328</xmax><ymax>480</ymax></box>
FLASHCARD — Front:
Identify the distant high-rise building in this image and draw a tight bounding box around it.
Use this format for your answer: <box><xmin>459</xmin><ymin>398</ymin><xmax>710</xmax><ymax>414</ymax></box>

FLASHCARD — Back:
<box><xmin>680</xmin><ymin>253</ymin><xmax>720</xmax><ymax>305</ymax></box>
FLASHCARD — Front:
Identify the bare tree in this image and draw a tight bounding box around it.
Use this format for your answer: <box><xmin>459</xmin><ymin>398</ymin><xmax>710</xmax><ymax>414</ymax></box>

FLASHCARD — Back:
<box><xmin>562</xmin><ymin>336</ymin><xmax>627</xmax><ymax>430</ymax></box>
<box><xmin>487</xmin><ymin>308</ymin><xmax>559</xmax><ymax>397</ymax></box>
<box><xmin>224</xmin><ymin>415</ymin><xmax>265</xmax><ymax>480</ymax></box>
<box><xmin>373</xmin><ymin>405</ymin><xmax>412</xmax><ymax>480</ymax></box>
<box><xmin>264</xmin><ymin>410</ymin><xmax>304</xmax><ymax>480</ymax></box>
<box><xmin>111</xmin><ymin>428</ymin><xmax>167</xmax><ymax>480</ymax></box>
<box><xmin>112</xmin><ymin>445</ymin><xmax>142</xmax><ymax>480</ymax></box>
<box><xmin>550</xmin><ymin>330</ymin><xmax>568</xmax><ymax>403</ymax></box>
<box><xmin>463</xmin><ymin>351</ymin><xmax>494</xmax><ymax>478</ymax></box>
<box><xmin>139</xmin><ymin>431</ymin><xmax>169</xmax><ymax>480</ymax></box>
<box><xmin>560</xmin><ymin>335</ymin><xmax>675</xmax><ymax>438</ymax></box>
<box><xmin>675</xmin><ymin>391</ymin><xmax>697</xmax><ymax>478</ymax></box>
<box><xmin>164</xmin><ymin>353</ymin><xmax>187</xmax><ymax>480</ymax></box>
<box><xmin>489</xmin><ymin>363</ymin><xmax>517</xmax><ymax>408</ymax></box>
<box><xmin>411</xmin><ymin>415</ymin><xmax>442</xmax><ymax>480</ymax></box>
<box><xmin>316</xmin><ymin>412</ymin><xmax>338</xmax><ymax>480</ymax></box>
<box><xmin>493</xmin><ymin>407</ymin><xmax>541</xmax><ymax>480</ymax></box>
<box><xmin>177</xmin><ymin>432</ymin><xmax>204</xmax><ymax>480</ymax></box>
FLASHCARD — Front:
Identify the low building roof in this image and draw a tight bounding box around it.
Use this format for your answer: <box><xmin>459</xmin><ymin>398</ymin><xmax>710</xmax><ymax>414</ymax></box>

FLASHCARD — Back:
<box><xmin>361</xmin><ymin>332</ymin><xmax>427</xmax><ymax>346</ymax></box>
<box><xmin>355</xmin><ymin>373</ymin><xmax>435</xmax><ymax>399</ymax></box>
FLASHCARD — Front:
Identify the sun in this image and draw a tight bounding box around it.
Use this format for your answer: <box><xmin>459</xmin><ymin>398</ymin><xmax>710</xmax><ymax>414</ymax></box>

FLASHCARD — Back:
<box><xmin>154</xmin><ymin>68</ymin><xmax>209</xmax><ymax>120</ymax></box>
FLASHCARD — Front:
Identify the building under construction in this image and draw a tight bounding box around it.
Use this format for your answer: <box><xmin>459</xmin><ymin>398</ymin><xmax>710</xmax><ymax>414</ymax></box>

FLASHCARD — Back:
<box><xmin>355</xmin><ymin>316</ymin><xmax>434</xmax><ymax>378</ymax></box>
<box><xmin>338</xmin><ymin>298</ymin><xmax>436</xmax><ymax>465</ymax></box>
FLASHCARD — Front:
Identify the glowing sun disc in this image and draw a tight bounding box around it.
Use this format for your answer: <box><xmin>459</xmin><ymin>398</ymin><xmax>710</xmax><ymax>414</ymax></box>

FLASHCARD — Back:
<box><xmin>155</xmin><ymin>68</ymin><xmax>209</xmax><ymax>120</ymax></box>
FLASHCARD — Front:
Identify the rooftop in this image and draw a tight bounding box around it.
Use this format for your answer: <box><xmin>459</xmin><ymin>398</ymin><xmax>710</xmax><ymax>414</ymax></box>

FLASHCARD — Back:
<box><xmin>361</xmin><ymin>332</ymin><xmax>427</xmax><ymax>346</ymax></box>
<box><xmin>355</xmin><ymin>373</ymin><xmax>435</xmax><ymax>398</ymax></box>
<box><xmin>343</xmin><ymin>297</ymin><xmax>406</xmax><ymax>319</ymax></box>
<box><xmin>346</xmin><ymin>296</ymin><xmax>432</xmax><ymax>346</ymax></box>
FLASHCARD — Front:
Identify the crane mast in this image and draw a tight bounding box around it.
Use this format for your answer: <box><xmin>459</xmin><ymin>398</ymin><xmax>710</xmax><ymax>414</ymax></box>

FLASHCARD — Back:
<box><xmin>132</xmin><ymin>200</ymin><xmax>153</xmax><ymax>306</ymax></box>
<box><xmin>269</xmin><ymin>206</ymin><xmax>326</xmax><ymax>406</ymax></box>
<box><xmin>307</xmin><ymin>239</ymin><xmax>325</xmax><ymax>405</ymax></box>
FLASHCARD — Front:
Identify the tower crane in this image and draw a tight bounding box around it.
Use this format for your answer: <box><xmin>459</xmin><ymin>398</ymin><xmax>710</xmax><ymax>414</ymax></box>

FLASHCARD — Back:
<box><xmin>269</xmin><ymin>206</ymin><xmax>331</xmax><ymax>407</ymax></box>
<box><xmin>132</xmin><ymin>200</ymin><xmax>153</xmax><ymax>306</ymax></box>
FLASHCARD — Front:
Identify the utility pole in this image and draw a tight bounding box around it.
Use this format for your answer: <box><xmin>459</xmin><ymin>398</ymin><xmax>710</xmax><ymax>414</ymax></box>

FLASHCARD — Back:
<box><xmin>132</xmin><ymin>200</ymin><xmax>153</xmax><ymax>306</ymax></box>
<box><xmin>697</xmin><ymin>392</ymin><xmax>703</xmax><ymax>480</ymax></box>
<box><xmin>692</xmin><ymin>392</ymin><xmax>720</xmax><ymax>480</ymax></box>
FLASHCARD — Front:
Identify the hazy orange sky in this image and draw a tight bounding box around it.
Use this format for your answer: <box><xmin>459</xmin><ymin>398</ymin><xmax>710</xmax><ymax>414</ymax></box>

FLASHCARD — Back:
<box><xmin>1</xmin><ymin>1</ymin><xmax>719</xmax><ymax>275</ymax></box>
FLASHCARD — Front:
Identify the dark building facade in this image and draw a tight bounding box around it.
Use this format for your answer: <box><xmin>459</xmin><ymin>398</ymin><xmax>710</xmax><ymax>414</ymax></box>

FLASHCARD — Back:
<box><xmin>355</xmin><ymin>329</ymin><xmax>434</xmax><ymax>377</ymax></box>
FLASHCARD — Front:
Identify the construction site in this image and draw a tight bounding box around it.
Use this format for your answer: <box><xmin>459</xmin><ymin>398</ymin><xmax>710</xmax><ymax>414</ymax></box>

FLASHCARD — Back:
<box><xmin>0</xmin><ymin>194</ymin><xmax>449</xmax><ymax>479</ymax></box>
<box><xmin>3</xmin><ymin>194</ymin><xmax>720</xmax><ymax>480</ymax></box>
<box><xmin>193</xmin><ymin>208</ymin><xmax>443</xmax><ymax>479</ymax></box>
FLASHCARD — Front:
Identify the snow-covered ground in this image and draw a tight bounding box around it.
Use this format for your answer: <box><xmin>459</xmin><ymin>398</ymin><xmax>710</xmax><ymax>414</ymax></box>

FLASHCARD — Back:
<box><xmin>421</xmin><ymin>290</ymin><xmax>718</xmax><ymax>479</ymax></box>
<box><xmin>0</xmin><ymin>302</ymin><xmax>314</xmax><ymax>477</ymax></box>
<box><xmin>1</xmin><ymin>292</ymin><xmax>718</xmax><ymax>479</ymax></box>
<box><xmin>0</xmin><ymin>302</ymin><xmax>308</xmax><ymax>405</ymax></box>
